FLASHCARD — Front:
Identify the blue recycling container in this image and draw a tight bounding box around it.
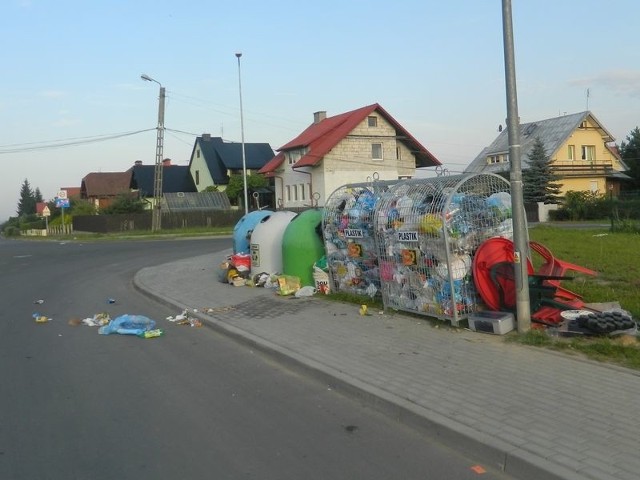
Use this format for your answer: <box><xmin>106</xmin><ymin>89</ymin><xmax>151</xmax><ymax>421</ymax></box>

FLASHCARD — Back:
<box><xmin>232</xmin><ymin>210</ymin><xmax>273</xmax><ymax>254</ymax></box>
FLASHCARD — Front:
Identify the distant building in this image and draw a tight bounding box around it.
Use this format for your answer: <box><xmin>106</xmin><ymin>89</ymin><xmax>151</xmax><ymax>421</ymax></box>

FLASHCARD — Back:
<box><xmin>258</xmin><ymin>103</ymin><xmax>441</xmax><ymax>209</ymax></box>
<box><xmin>464</xmin><ymin>111</ymin><xmax>630</xmax><ymax>196</ymax></box>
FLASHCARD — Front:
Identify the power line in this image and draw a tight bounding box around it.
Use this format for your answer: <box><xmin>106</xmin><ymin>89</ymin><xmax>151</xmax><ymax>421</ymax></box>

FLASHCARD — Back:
<box><xmin>0</xmin><ymin>129</ymin><xmax>155</xmax><ymax>154</ymax></box>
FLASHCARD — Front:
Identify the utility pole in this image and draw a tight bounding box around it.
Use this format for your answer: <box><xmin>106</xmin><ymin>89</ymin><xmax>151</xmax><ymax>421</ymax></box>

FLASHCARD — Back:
<box><xmin>141</xmin><ymin>74</ymin><xmax>165</xmax><ymax>232</ymax></box>
<box><xmin>502</xmin><ymin>0</ymin><xmax>531</xmax><ymax>332</ymax></box>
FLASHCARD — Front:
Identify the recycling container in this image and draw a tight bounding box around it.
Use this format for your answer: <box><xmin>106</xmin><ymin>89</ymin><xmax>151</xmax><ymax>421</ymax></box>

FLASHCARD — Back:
<box><xmin>233</xmin><ymin>209</ymin><xmax>273</xmax><ymax>254</ymax></box>
<box><xmin>250</xmin><ymin>210</ymin><xmax>297</xmax><ymax>275</ymax></box>
<box><xmin>282</xmin><ymin>208</ymin><xmax>325</xmax><ymax>287</ymax></box>
<box><xmin>322</xmin><ymin>178</ymin><xmax>397</xmax><ymax>298</ymax></box>
<box><xmin>374</xmin><ymin>173</ymin><xmax>514</xmax><ymax>326</ymax></box>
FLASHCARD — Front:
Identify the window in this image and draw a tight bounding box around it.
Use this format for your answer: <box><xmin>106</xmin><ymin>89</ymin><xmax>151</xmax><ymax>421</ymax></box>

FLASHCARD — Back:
<box><xmin>372</xmin><ymin>143</ymin><xmax>383</xmax><ymax>160</ymax></box>
<box><xmin>568</xmin><ymin>145</ymin><xmax>575</xmax><ymax>161</ymax></box>
<box><xmin>196</xmin><ymin>149</ymin><xmax>200</xmax><ymax>159</ymax></box>
<box><xmin>367</xmin><ymin>116</ymin><xmax>377</xmax><ymax>127</ymax></box>
<box><xmin>300</xmin><ymin>183</ymin><xmax>305</xmax><ymax>201</ymax></box>
<box><xmin>396</xmin><ymin>147</ymin><xmax>402</xmax><ymax>160</ymax></box>
<box><xmin>195</xmin><ymin>170</ymin><xmax>200</xmax><ymax>185</ymax></box>
<box><xmin>287</xmin><ymin>148</ymin><xmax>306</xmax><ymax>165</ymax></box>
<box><xmin>487</xmin><ymin>154</ymin><xmax>508</xmax><ymax>164</ymax></box>
<box><xmin>581</xmin><ymin>145</ymin><xmax>595</xmax><ymax>161</ymax></box>
<box><xmin>286</xmin><ymin>185</ymin><xmax>291</xmax><ymax>202</ymax></box>
<box><xmin>293</xmin><ymin>185</ymin><xmax>298</xmax><ymax>201</ymax></box>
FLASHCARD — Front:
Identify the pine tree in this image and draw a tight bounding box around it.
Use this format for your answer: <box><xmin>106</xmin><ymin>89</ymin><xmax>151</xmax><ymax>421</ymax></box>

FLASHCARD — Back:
<box><xmin>16</xmin><ymin>179</ymin><xmax>37</xmax><ymax>216</ymax></box>
<box><xmin>522</xmin><ymin>137</ymin><xmax>562</xmax><ymax>204</ymax></box>
<box><xmin>34</xmin><ymin>187</ymin><xmax>44</xmax><ymax>204</ymax></box>
<box><xmin>619</xmin><ymin>127</ymin><xmax>640</xmax><ymax>189</ymax></box>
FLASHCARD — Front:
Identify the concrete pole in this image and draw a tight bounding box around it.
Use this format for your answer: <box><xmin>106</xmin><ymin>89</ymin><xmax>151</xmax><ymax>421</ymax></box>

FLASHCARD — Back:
<box><xmin>152</xmin><ymin>86</ymin><xmax>165</xmax><ymax>232</ymax></box>
<box><xmin>502</xmin><ymin>0</ymin><xmax>531</xmax><ymax>332</ymax></box>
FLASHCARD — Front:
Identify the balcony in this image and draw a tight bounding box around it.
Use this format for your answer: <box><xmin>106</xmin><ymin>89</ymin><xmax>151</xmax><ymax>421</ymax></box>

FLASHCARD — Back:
<box><xmin>552</xmin><ymin>160</ymin><xmax>614</xmax><ymax>177</ymax></box>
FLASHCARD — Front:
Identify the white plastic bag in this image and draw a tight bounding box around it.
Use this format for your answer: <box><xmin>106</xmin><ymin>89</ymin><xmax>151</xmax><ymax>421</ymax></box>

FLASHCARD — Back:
<box><xmin>294</xmin><ymin>286</ymin><xmax>316</xmax><ymax>297</ymax></box>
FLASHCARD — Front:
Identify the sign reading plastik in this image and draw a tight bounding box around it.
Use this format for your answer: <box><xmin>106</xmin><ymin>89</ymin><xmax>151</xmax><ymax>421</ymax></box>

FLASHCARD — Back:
<box><xmin>396</xmin><ymin>231</ymin><xmax>419</xmax><ymax>242</ymax></box>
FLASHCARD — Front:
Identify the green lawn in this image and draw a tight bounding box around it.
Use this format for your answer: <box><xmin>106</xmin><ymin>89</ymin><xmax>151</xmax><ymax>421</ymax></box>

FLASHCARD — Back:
<box><xmin>528</xmin><ymin>224</ymin><xmax>640</xmax><ymax>319</ymax></box>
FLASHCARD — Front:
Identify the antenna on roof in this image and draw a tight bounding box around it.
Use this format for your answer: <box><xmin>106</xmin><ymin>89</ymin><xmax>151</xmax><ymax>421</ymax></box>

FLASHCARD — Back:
<box><xmin>586</xmin><ymin>88</ymin><xmax>590</xmax><ymax>111</ymax></box>
<box><xmin>220</xmin><ymin>123</ymin><xmax>224</xmax><ymax>139</ymax></box>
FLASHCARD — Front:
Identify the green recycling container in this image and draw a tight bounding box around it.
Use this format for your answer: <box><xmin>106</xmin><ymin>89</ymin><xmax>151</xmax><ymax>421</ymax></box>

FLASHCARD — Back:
<box><xmin>282</xmin><ymin>209</ymin><xmax>325</xmax><ymax>287</ymax></box>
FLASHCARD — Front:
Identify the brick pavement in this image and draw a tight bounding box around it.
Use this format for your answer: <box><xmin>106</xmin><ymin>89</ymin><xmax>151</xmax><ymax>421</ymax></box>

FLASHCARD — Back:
<box><xmin>134</xmin><ymin>252</ymin><xmax>640</xmax><ymax>480</ymax></box>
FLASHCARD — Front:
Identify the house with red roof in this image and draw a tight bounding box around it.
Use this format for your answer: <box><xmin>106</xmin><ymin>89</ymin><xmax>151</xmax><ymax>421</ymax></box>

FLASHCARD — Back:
<box><xmin>258</xmin><ymin>103</ymin><xmax>441</xmax><ymax>208</ymax></box>
<box><xmin>80</xmin><ymin>172</ymin><xmax>134</xmax><ymax>210</ymax></box>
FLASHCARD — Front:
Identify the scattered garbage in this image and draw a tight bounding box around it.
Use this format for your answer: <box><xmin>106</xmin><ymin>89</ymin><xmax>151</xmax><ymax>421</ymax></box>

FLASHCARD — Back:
<box><xmin>277</xmin><ymin>275</ymin><xmax>301</xmax><ymax>296</ymax></box>
<box><xmin>81</xmin><ymin>313</ymin><xmax>111</xmax><ymax>327</ymax></box>
<box><xmin>107</xmin><ymin>298</ymin><xmax>116</xmax><ymax>304</ymax></box>
<box><xmin>166</xmin><ymin>309</ymin><xmax>203</xmax><ymax>327</ymax></box>
<box><xmin>34</xmin><ymin>299</ymin><xmax>44</xmax><ymax>304</ymax></box>
<box><xmin>359</xmin><ymin>305</ymin><xmax>369</xmax><ymax>316</ymax></box>
<box><xmin>33</xmin><ymin>313</ymin><xmax>50</xmax><ymax>323</ymax></box>
<box><xmin>294</xmin><ymin>286</ymin><xmax>316</xmax><ymax>298</ymax></box>
<box><xmin>139</xmin><ymin>328</ymin><xmax>164</xmax><ymax>338</ymax></box>
<box><xmin>98</xmin><ymin>314</ymin><xmax>156</xmax><ymax>336</ymax></box>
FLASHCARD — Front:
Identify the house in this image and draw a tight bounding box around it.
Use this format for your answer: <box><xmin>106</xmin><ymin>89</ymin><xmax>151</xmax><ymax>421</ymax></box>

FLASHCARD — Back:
<box><xmin>80</xmin><ymin>172</ymin><xmax>133</xmax><ymax>210</ymax></box>
<box><xmin>258</xmin><ymin>103</ymin><xmax>441</xmax><ymax>209</ymax></box>
<box><xmin>464</xmin><ymin>111</ymin><xmax>630</xmax><ymax>196</ymax></box>
<box><xmin>188</xmin><ymin>134</ymin><xmax>274</xmax><ymax>193</ymax></box>
<box><xmin>129</xmin><ymin>159</ymin><xmax>196</xmax><ymax>198</ymax></box>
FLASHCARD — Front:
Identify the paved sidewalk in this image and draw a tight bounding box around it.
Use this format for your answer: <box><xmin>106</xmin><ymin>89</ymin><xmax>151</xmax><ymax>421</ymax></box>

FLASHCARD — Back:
<box><xmin>134</xmin><ymin>252</ymin><xmax>640</xmax><ymax>480</ymax></box>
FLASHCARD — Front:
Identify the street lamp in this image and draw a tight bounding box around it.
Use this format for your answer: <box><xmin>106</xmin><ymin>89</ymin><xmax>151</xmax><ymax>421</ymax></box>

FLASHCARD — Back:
<box><xmin>235</xmin><ymin>53</ymin><xmax>249</xmax><ymax>215</ymax></box>
<box><xmin>141</xmin><ymin>73</ymin><xmax>165</xmax><ymax>232</ymax></box>
<box><xmin>501</xmin><ymin>0</ymin><xmax>531</xmax><ymax>331</ymax></box>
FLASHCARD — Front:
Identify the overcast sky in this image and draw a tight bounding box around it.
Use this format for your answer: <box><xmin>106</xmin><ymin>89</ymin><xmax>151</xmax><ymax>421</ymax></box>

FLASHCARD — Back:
<box><xmin>2</xmin><ymin>0</ymin><xmax>639</xmax><ymax>222</ymax></box>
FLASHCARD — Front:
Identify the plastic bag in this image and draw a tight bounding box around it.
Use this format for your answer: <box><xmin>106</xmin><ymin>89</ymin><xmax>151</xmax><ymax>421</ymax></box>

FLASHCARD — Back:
<box><xmin>277</xmin><ymin>275</ymin><xmax>301</xmax><ymax>296</ymax></box>
<box><xmin>295</xmin><ymin>286</ymin><xmax>316</xmax><ymax>297</ymax></box>
<box><xmin>98</xmin><ymin>314</ymin><xmax>156</xmax><ymax>336</ymax></box>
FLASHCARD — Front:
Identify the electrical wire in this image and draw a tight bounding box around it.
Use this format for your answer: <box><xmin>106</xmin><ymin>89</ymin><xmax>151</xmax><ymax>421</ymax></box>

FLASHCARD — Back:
<box><xmin>0</xmin><ymin>129</ymin><xmax>155</xmax><ymax>154</ymax></box>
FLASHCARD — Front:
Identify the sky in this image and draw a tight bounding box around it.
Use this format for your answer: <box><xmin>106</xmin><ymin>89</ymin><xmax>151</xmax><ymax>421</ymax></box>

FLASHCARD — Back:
<box><xmin>1</xmin><ymin>0</ymin><xmax>639</xmax><ymax>223</ymax></box>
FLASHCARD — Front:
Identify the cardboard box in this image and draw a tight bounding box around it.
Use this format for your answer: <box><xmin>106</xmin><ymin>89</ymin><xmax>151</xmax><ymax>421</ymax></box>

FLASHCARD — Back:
<box><xmin>468</xmin><ymin>311</ymin><xmax>515</xmax><ymax>335</ymax></box>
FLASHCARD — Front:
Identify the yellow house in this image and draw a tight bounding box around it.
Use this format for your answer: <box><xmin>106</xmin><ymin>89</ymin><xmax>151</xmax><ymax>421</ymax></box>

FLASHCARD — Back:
<box><xmin>465</xmin><ymin>111</ymin><xmax>630</xmax><ymax>196</ymax></box>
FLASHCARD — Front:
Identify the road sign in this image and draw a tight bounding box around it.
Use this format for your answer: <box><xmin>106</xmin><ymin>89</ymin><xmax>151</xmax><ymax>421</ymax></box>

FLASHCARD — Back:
<box><xmin>56</xmin><ymin>198</ymin><xmax>70</xmax><ymax>208</ymax></box>
<box><xmin>57</xmin><ymin>190</ymin><xmax>67</xmax><ymax>199</ymax></box>
<box><xmin>42</xmin><ymin>206</ymin><xmax>51</xmax><ymax>217</ymax></box>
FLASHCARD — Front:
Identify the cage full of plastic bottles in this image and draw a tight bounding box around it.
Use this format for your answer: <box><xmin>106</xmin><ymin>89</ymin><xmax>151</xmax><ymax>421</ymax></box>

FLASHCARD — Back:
<box><xmin>322</xmin><ymin>176</ymin><xmax>398</xmax><ymax>299</ymax></box>
<box><xmin>374</xmin><ymin>173</ymin><xmax>513</xmax><ymax>326</ymax></box>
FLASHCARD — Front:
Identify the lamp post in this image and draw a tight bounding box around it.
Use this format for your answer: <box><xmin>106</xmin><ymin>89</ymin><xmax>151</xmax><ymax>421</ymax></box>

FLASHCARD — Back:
<box><xmin>235</xmin><ymin>53</ymin><xmax>249</xmax><ymax>215</ymax></box>
<box><xmin>141</xmin><ymin>73</ymin><xmax>165</xmax><ymax>232</ymax></box>
<box><xmin>501</xmin><ymin>0</ymin><xmax>531</xmax><ymax>332</ymax></box>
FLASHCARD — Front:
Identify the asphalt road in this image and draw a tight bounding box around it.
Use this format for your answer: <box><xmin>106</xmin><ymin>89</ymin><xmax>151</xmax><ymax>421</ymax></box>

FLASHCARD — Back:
<box><xmin>0</xmin><ymin>237</ymin><xmax>515</xmax><ymax>480</ymax></box>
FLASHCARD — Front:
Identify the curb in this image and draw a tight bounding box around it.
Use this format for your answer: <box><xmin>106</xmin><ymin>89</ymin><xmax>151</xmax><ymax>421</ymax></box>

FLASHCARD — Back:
<box><xmin>133</xmin><ymin>271</ymin><xmax>588</xmax><ymax>480</ymax></box>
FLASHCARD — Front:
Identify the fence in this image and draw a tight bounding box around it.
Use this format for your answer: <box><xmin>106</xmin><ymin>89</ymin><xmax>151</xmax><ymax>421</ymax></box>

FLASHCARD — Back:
<box><xmin>72</xmin><ymin>210</ymin><xmax>245</xmax><ymax>234</ymax></box>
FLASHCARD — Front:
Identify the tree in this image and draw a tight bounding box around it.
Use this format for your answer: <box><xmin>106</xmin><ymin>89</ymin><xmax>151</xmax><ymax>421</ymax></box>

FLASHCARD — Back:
<box><xmin>34</xmin><ymin>187</ymin><xmax>44</xmax><ymax>204</ymax></box>
<box><xmin>100</xmin><ymin>194</ymin><xmax>146</xmax><ymax>214</ymax></box>
<box><xmin>522</xmin><ymin>137</ymin><xmax>562</xmax><ymax>204</ymax></box>
<box><xmin>619</xmin><ymin>126</ymin><xmax>640</xmax><ymax>189</ymax></box>
<box><xmin>16</xmin><ymin>179</ymin><xmax>37</xmax><ymax>216</ymax></box>
<box><xmin>225</xmin><ymin>174</ymin><xmax>268</xmax><ymax>207</ymax></box>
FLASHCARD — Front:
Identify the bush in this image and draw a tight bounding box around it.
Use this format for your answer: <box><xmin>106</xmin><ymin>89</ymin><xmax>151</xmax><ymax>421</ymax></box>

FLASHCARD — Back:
<box><xmin>2</xmin><ymin>226</ymin><xmax>21</xmax><ymax>237</ymax></box>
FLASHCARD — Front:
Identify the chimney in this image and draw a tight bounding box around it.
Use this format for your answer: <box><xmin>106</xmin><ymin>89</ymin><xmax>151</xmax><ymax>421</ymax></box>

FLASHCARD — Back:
<box><xmin>162</xmin><ymin>158</ymin><xmax>171</xmax><ymax>166</ymax></box>
<box><xmin>202</xmin><ymin>133</ymin><xmax>211</xmax><ymax>141</ymax></box>
<box><xmin>134</xmin><ymin>160</ymin><xmax>143</xmax><ymax>166</ymax></box>
<box><xmin>313</xmin><ymin>111</ymin><xmax>327</xmax><ymax>124</ymax></box>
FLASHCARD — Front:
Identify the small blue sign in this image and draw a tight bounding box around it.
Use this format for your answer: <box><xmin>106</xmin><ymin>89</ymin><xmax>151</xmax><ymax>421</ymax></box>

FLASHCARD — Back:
<box><xmin>56</xmin><ymin>198</ymin><xmax>70</xmax><ymax>208</ymax></box>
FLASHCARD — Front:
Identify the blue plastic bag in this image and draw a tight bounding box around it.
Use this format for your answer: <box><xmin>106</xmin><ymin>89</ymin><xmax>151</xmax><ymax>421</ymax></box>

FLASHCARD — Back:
<box><xmin>98</xmin><ymin>314</ymin><xmax>156</xmax><ymax>336</ymax></box>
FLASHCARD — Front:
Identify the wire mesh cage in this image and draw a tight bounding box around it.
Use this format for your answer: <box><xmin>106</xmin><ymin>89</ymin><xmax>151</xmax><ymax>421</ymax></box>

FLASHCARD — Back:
<box><xmin>374</xmin><ymin>173</ymin><xmax>513</xmax><ymax>325</ymax></box>
<box><xmin>322</xmin><ymin>176</ymin><xmax>399</xmax><ymax>299</ymax></box>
